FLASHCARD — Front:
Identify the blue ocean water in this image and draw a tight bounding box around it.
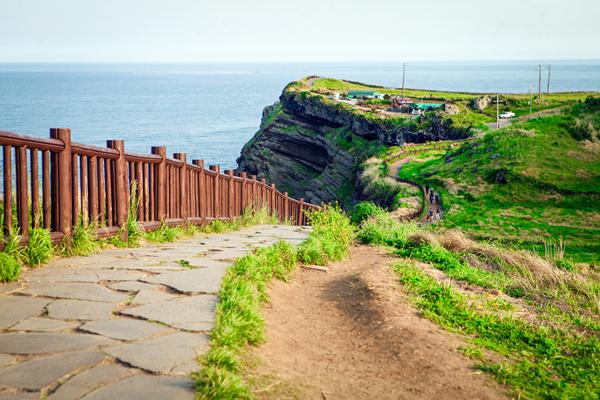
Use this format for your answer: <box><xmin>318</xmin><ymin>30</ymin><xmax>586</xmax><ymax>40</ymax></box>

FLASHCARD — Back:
<box><xmin>1</xmin><ymin>61</ymin><xmax>599</xmax><ymax>168</ymax></box>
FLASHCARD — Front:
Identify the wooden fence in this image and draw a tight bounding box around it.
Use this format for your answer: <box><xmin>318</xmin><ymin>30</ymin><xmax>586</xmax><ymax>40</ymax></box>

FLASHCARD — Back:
<box><xmin>0</xmin><ymin>128</ymin><xmax>318</xmax><ymax>245</ymax></box>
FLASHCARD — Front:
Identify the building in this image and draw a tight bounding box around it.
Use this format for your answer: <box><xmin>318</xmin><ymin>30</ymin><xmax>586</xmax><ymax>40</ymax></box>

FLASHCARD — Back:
<box><xmin>347</xmin><ymin>90</ymin><xmax>385</xmax><ymax>100</ymax></box>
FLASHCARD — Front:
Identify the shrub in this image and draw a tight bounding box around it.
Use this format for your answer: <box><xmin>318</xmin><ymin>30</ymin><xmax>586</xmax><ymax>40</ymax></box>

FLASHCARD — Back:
<box><xmin>298</xmin><ymin>204</ymin><xmax>354</xmax><ymax>265</ymax></box>
<box><xmin>351</xmin><ymin>201</ymin><xmax>386</xmax><ymax>225</ymax></box>
<box><xmin>25</xmin><ymin>228</ymin><xmax>52</xmax><ymax>266</ymax></box>
<box><xmin>145</xmin><ymin>221</ymin><xmax>183</xmax><ymax>243</ymax></box>
<box><xmin>68</xmin><ymin>218</ymin><xmax>99</xmax><ymax>256</ymax></box>
<box><xmin>357</xmin><ymin>213</ymin><xmax>418</xmax><ymax>246</ymax></box>
<box><xmin>0</xmin><ymin>253</ymin><xmax>20</xmax><ymax>282</ymax></box>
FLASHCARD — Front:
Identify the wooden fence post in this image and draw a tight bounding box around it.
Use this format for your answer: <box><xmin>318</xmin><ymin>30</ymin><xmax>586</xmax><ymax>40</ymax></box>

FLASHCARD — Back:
<box><xmin>225</xmin><ymin>170</ymin><xmax>234</xmax><ymax>219</ymax></box>
<box><xmin>209</xmin><ymin>165</ymin><xmax>220</xmax><ymax>218</ymax></box>
<box><xmin>193</xmin><ymin>160</ymin><xmax>204</xmax><ymax>220</ymax></box>
<box><xmin>284</xmin><ymin>192</ymin><xmax>289</xmax><ymax>222</ymax></box>
<box><xmin>16</xmin><ymin>146</ymin><xmax>29</xmax><ymax>238</ymax></box>
<box><xmin>107</xmin><ymin>140</ymin><xmax>127</xmax><ymax>237</ymax></box>
<box><xmin>240</xmin><ymin>172</ymin><xmax>247</xmax><ymax>212</ymax></box>
<box><xmin>174</xmin><ymin>153</ymin><xmax>187</xmax><ymax>221</ymax></box>
<box><xmin>151</xmin><ymin>146</ymin><xmax>167</xmax><ymax>221</ymax></box>
<box><xmin>260</xmin><ymin>178</ymin><xmax>266</xmax><ymax>208</ymax></box>
<box><xmin>250</xmin><ymin>175</ymin><xmax>257</xmax><ymax>211</ymax></box>
<box><xmin>299</xmin><ymin>197</ymin><xmax>305</xmax><ymax>225</ymax></box>
<box><xmin>50</xmin><ymin>128</ymin><xmax>73</xmax><ymax>238</ymax></box>
<box><xmin>270</xmin><ymin>183</ymin><xmax>276</xmax><ymax>218</ymax></box>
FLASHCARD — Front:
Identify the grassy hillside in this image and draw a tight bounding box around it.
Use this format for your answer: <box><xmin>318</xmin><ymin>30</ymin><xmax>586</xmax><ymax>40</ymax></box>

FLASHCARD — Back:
<box><xmin>397</xmin><ymin>99</ymin><xmax>600</xmax><ymax>263</ymax></box>
<box><xmin>304</xmin><ymin>77</ymin><xmax>597</xmax><ymax>131</ymax></box>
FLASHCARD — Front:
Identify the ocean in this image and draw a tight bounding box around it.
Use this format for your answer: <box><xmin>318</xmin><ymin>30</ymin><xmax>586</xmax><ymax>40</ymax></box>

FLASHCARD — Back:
<box><xmin>1</xmin><ymin>61</ymin><xmax>599</xmax><ymax>169</ymax></box>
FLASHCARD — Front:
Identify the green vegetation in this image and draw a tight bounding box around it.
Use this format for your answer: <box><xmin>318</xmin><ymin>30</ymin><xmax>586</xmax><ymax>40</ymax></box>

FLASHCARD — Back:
<box><xmin>356</xmin><ymin>212</ymin><xmax>599</xmax><ymax>398</ymax></box>
<box><xmin>0</xmin><ymin>252</ymin><xmax>20</xmax><ymax>282</ymax></box>
<box><xmin>298</xmin><ymin>205</ymin><xmax>354</xmax><ymax>265</ymax></box>
<box><xmin>397</xmin><ymin>100</ymin><xmax>600</xmax><ymax>263</ymax></box>
<box><xmin>72</xmin><ymin>219</ymin><xmax>100</xmax><ymax>256</ymax></box>
<box><xmin>195</xmin><ymin>206</ymin><xmax>353</xmax><ymax>399</ymax></box>
<box><xmin>393</xmin><ymin>262</ymin><xmax>599</xmax><ymax>400</ymax></box>
<box><xmin>25</xmin><ymin>227</ymin><xmax>53</xmax><ymax>266</ymax></box>
<box><xmin>350</xmin><ymin>201</ymin><xmax>386</xmax><ymax>225</ymax></box>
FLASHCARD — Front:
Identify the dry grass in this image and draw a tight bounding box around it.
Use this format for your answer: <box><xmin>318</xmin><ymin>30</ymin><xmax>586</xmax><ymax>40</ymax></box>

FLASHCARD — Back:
<box><xmin>414</xmin><ymin>229</ymin><xmax>599</xmax><ymax>315</ymax></box>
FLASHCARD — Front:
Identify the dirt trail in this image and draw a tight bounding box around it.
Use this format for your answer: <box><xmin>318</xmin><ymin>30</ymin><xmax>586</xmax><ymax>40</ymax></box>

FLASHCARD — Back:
<box><xmin>249</xmin><ymin>246</ymin><xmax>508</xmax><ymax>400</ymax></box>
<box><xmin>388</xmin><ymin>157</ymin><xmax>442</xmax><ymax>223</ymax></box>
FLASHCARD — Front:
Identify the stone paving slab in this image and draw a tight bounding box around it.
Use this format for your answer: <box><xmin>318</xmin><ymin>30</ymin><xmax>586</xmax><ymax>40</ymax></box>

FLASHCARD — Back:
<box><xmin>47</xmin><ymin>300</ymin><xmax>115</xmax><ymax>321</ymax></box>
<box><xmin>0</xmin><ymin>297</ymin><xmax>49</xmax><ymax>329</ymax></box>
<box><xmin>120</xmin><ymin>295</ymin><xmax>218</xmax><ymax>331</ymax></box>
<box><xmin>141</xmin><ymin>268</ymin><xmax>226</xmax><ymax>294</ymax></box>
<box><xmin>104</xmin><ymin>332</ymin><xmax>208</xmax><ymax>374</ymax></box>
<box><xmin>48</xmin><ymin>364</ymin><xmax>134</xmax><ymax>400</ymax></box>
<box><xmin>81</xmin><ymin>375</ymin><xmax>194</xmax><ymax>400</ymax></box>
<box><xmin>130</xmin><ymin>289</ymin><xmax>177</xmax><ymax>304</ymax></box>
<box><xmin>0</xmin><ymin>225</ymin><xmax>310</xmax><ymax>399</ymax></box>
<box><xmin>0</xmin><ymin>350</ymin><xmax>104</xmax><ymax>390</ymax></box>
<box><xmin>19</xmin><ymin>283</ymin><xmax>128</xmax><ymax>303</ymax></box>
<box><xmin>106</xmin><ymin>281</ymin><xmax>159</xmax><ymax>292</ymax></box>
<box><xmin>0</xmin><ymin>333</ymin><xmax>114</xmax><ymax>355</ymax></box>
<box><xmin>8</xmin><ymin>318</ymin><xmax>80</xmax><ymax>333</ymax></box>
<box><xmin>79</xmin><ymin>319</ymin><xmax>168</xmax><ymax>341</ymax></box>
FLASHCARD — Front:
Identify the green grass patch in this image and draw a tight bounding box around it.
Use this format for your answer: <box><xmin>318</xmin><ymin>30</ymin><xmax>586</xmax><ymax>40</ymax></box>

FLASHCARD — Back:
<box><xmin>393</xmin><ymin>261</ymin><xmax>600</xmax><ymax>399</ymax></box>
<box><xmin>24</xmin><ymin>227</ymin><xmax>53</xmax><ymax>266</ymax></box>
<box><xmin>297</xmin><ymin>205</ymin><xmax>354</xmax><ymax>265</ymax></box>
<box><xmin>0</xmin><ymin>252</ymin><xmax>20</xmax><ymax>282</ymax></box>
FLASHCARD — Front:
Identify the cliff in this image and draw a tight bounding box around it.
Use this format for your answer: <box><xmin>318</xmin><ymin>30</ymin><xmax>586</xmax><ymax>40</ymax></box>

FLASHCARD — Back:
<box><xmin>236</xmin><ymin>78</ymin><xmax>471</xmax><ymax>206</ymax></box>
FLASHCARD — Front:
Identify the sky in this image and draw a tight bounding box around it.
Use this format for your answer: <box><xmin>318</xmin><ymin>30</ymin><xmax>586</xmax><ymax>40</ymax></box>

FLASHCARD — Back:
<box><xmin>0</xmin><ymin>0</ymin><xmax>599</xmax><ymax>62</ymax></box>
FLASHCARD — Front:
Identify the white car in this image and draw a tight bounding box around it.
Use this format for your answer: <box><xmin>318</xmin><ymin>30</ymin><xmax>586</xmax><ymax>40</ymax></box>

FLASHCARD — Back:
<box><xmin>499</xmin><ymin>111</ymin><xmax>515</xmax><ymax>119</ymax></box>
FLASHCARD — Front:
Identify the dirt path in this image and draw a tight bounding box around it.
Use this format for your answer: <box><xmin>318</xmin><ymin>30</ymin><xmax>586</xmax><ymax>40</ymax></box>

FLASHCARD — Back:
<box><xmin>388</xmin><ymin>157</ymin><xmax>441</xmax><ymax>223</ymax></box>
<box><xmin>248</xmin><ymin>246</ymin><xmax>508</xmax><ymax>400</ymax></box>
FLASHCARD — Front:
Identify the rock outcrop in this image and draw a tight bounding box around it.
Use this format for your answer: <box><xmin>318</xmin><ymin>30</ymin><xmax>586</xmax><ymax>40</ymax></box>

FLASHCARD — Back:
<box><xmin>237</xmin><ymin>82</ymin><xmax>469</xmax><ymax>206</ymax></box>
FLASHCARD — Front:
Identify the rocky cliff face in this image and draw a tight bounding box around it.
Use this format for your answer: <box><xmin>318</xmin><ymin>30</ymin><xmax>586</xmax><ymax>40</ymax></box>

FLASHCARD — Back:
<box><xmin>237</xmin><ymin>85</ymin><xmax>468</xmax><ymax>206</ymax></box>
<box><xmin>236</xmin><ymin>102</ymin><xmax>355</xmax><ymax>205</ymax></box>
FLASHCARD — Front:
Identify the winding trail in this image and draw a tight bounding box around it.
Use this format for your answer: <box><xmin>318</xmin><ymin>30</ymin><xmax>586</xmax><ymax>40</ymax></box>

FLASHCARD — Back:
<box><xmin>387</xmin><ymin>156</ymin><xmax>442</xmax><ymax>223</ymax></box>
<box><xmin>0</xmin><ymin>225</ymin><xmax>310</xmax><ymax>400</ymax></box>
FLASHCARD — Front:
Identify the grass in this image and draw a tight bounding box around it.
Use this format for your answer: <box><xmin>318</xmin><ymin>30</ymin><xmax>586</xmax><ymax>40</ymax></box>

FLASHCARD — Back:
<box><xmin>195</xmin><ymin>206</ymin><xmax>353</xmax><ymax>399</ymax></box>
<box><xmin>393</xmin><ymin>261</ymin><xmax>599</xmax><ymax>399</ymax></box>
<box><xmin>297</xmin><ymin>204</ymin><xmax>354</xmax><ymax>265</ymax></box>
<box><xmin>24</xmin><ymin>227</ymin><xmax>53</xmax><ymax>266</ymax></box>
<box><xmin>358</xmin><ymin>214</ymin><xmax>599</xmax><ymax>330</ymax></box>
<box><xmin>0</xmin><ymin>252</ymin><xmax>20</xmax><ymax>282</ymax></box>
<box><xmin>396</xmin><ymin>101</ymin><xmax>600</xmax><ymax>264</ymax></box>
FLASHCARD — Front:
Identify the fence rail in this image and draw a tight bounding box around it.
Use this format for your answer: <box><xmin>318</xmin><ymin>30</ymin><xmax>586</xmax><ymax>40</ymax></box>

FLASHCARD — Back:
<box><xmin>0</xmin><ymin>128</ymin><xmax>318</xmax><ymax>245</ymax></box>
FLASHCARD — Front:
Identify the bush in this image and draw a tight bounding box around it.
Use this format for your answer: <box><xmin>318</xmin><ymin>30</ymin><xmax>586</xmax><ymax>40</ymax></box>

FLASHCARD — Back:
<box><xmin>25</xmin><ymin>228</ymin><xmax>52</xmax><ymax>266</ymax></box>
<box><xmin>68</xmin><ymin>218</ymin><xmax>99</xmax><ymax>256</ymax></box>
<box><xmin>298</xmin><ymin>205</ymin><xmax>354</xmax><ymax>265</ymax></box>
<box><xmin>351</xmin><ymin>201</ymin><xmax>386</xmax><ymax>225</ymax></box>
<box><xmin>0</xmin><ymin>253</ymin><xmax>21</xmax><ymax>282</ymax></box>
<box><xmin>357</xmin><ymin>213</ymin><xmax>418</xmax><ymax>246</ymax></box>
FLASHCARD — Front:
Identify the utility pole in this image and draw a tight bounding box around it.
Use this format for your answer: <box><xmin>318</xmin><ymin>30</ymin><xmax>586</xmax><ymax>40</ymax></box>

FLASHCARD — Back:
<box><xmin>401</xmin><ymin>62</ymin><xmax>406</xmax><ymax>98</ymax></box>
<box><xmin>546</xmin><ymin>64</ymin><xmax>551</xmax><ymax>95</ymax></box>
<box><xmin>538</xmin><ymin>64</ymin><xmax>543</xmax><ymax>104</ymax></box>
<box><xmin>529</xmin><ymin>84</ymin><xmax>533</xmax><ymax>115</ymax></box>
<box><xmin>496</xmin><ymin>94</ymin><xmax>500</xmax><ymax>129</ymax></box>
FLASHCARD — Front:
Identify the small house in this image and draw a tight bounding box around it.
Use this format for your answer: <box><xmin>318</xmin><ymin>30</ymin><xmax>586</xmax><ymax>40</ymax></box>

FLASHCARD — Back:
<box><xmin>347</xmin><ymin>90</ymin><xmax>385</xmax><ymax>100</ymax></box>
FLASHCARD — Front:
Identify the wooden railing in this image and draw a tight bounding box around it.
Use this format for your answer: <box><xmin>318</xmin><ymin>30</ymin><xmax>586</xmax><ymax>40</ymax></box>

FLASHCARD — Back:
<box><xmin>0</xmin><ymin>128</ymin><xmax>318</xmax><ymax>245</ymax></box>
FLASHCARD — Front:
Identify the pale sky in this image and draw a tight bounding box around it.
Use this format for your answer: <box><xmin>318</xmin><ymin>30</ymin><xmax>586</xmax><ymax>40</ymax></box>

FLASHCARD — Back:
<box><xmin>1</xmin><ymin>0</ymin><xmax>598</xmax><ymax>62</ymax></box>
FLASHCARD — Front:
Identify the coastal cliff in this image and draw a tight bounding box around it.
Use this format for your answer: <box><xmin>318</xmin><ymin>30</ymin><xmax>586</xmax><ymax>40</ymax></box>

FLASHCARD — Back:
<box><xmin>236</xmin><ymin>78</ymin><xmax>470</xmax><ymax>206</ymax></box>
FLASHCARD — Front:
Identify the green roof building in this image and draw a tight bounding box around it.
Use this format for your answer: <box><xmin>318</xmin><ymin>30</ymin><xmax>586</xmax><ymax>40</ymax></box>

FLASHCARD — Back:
<box><xmin>347</xmin><ymin>90</ymin><xmax>385</xmax><ymax>99</ymax></box>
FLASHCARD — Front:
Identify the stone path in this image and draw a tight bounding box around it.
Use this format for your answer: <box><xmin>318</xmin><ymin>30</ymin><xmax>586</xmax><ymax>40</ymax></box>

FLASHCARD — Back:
<box><xmin>0</xmin><ymin>225</ymin><xmax>311</xmax><ymax>400</ymax></box>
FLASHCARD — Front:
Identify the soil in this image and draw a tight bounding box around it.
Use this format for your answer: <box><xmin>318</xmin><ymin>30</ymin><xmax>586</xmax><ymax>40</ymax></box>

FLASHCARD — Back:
<box><xmin>247</xmin><ymin>246</ymin><xmax>509</xmax><ymax>400</ymax></box>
